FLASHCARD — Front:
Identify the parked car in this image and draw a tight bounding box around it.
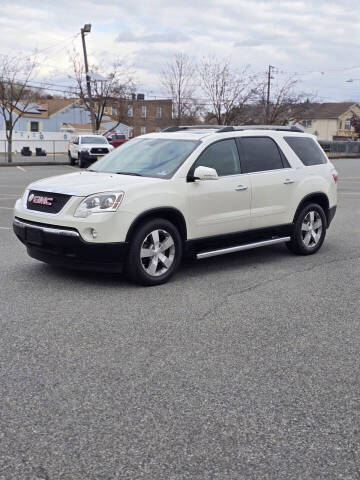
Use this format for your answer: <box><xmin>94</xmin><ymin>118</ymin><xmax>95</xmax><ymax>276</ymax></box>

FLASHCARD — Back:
<box><xmin>105</xmin><ymin>132</ymin><xmax>127</xmax><ymax>148</ymax></box>
<box><xmin>13</xmin><ymin>125</ymin><xmax>337</xmax><ymax>286</ymax></box>
<box><xmin>68</xmin><ymin>134</ymin><xmax>114</xmax><ymax>168</ymax></box>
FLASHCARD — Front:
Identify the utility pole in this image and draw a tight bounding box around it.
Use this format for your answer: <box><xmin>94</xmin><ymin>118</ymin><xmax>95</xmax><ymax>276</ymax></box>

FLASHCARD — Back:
<box><xmin>81</xmin><ymin>24</ymin><xmax>96</xmax><ymax>133</ymax></box>
<box><xmin>265</xmin><ymin>65</ymin><xmax>274</xmax><ymax>124</ymax></box>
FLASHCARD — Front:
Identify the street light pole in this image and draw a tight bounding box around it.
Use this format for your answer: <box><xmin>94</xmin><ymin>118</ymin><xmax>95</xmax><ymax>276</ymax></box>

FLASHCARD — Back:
<box><xmin>81</xmin><ymin>24</ymin><xmax>96</xmax><ymax>133</ymax></box>
<box><xmin>265</xmin><ymin>65</ymin><xmax>274</xmax><ymax>124</ymax></box>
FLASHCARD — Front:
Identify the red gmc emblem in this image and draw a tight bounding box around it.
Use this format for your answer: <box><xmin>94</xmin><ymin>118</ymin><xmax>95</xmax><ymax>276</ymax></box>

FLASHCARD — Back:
<box><xmin>31</xmin><ymin>195</ymin><xmax>54</xmax><ymax>206</ymax></box>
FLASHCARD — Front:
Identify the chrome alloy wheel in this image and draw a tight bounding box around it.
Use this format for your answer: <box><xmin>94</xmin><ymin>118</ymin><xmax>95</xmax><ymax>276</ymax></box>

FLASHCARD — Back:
<box><xmin>301</xmin><ymin>211</ymin><xmax>323</xmax><ymax>247</ymax></box>
<box><xmin>140</xmin><ymin>229</ymin><xmax>176</xmax><ymax>277</ymax></box>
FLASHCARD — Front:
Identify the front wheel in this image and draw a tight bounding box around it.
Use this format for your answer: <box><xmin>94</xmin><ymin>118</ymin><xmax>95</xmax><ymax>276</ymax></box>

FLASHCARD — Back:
<box><xmin>126</xmin><ymin>218</ymin><xmax>183</xmax><ymax>286</ymax></box>
<box><xmin>286</xmin><ymin>203</ymin><xmax>327</xmax><ymax>255</ymax></box>
<box><xmin>68</xmin><ymin>152</ymin><xmax>76</xmax><ymax>166</ymax></box>
<box><xmin>78</xmin><ymin>154</ymin><xmax>86</xmax><ymax>169</ymax></box>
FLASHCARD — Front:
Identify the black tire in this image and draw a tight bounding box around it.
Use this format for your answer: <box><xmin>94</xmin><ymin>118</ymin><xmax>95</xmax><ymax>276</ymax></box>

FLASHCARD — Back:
<box><xmin>286</xmin><ymin>203</ymin><xmax>327</xmax><ymax>255</ymax></box>
<box><xmin>68</xmin><ymin>152</ymin><xmax>76</xmax><ymax>166</ymax></box>
<box><xmin>126</xmin><ymin>218</ymin><xmax>183</xmax><ymax>286</ymax></box>
<box><xmin>78</xmin><ymin>154</ymin><xmax>86</xmax><ymax>169</ymax></box>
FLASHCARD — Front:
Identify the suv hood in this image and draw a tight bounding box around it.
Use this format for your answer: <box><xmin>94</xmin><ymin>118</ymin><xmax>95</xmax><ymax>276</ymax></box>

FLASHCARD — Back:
<box><xmin>28</xmin><ymin>171</ymin><xmax>164</xmax><ymax>197</ymax></box>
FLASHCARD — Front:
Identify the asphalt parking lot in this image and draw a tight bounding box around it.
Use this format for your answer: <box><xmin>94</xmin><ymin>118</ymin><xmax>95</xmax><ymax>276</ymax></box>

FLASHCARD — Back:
<box><xmin>0</xmin><ymin>160</ymin><xmax>359</xmax><ymax>479</ymax></box>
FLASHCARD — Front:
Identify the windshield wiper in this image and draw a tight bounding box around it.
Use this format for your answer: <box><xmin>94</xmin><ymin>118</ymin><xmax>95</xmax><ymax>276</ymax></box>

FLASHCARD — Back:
<box><xmin>115</xmin><ymin>171</ymin><xmax>143</xmax><ymax>176</ymax></box>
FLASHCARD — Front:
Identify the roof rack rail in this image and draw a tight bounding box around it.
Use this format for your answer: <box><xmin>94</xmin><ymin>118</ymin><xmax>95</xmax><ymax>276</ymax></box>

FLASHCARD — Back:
<box><xmin>162</xmin><ymin>124</ymin><xmax>305</xmax><ymax>133</ymax></box>
<box><xmin>162</xmin><ymin>125</ymin><xmax>222</xmax><ymax>132</ymax></box>
<box><xmin>218</xmin><ymin>125</ymin><xmax>304</xmax><ymax>133</ymax></box>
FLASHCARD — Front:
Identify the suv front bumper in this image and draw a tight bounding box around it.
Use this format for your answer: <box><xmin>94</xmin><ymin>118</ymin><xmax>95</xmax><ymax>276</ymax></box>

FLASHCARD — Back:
<box><xmin>13</xmin><ymin>217</ymin><xmax>128</xmax><ymax>272</ymax></box>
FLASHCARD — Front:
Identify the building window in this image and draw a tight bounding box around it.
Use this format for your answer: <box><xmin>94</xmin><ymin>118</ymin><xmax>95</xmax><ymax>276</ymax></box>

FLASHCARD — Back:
<box><xmin>128</xmin><ymin>105</ymin><xmax>133</xmax><ymax>117</ymax></box>
<box><xmin>345</xmin><ymin>119</ymin><xmax>352</xmax><ymax>130</ymax></box>
<box><xmin>302</xmin><ymin>119</ymin><xmax>312</xmax><ymax>128</ymax></box>
<box><xmin>30</xmin><ymin>121</ymin><xmax>39</xmax><ymax>132</ymax></box>
<box><xmin>141</xmin><ymin>106</ymin><xmax>147</xmax><ymax>118</ymax></box>
<box><xmin>141</xmin><ymin>126</ymin><xmax>146</xmax><ymax>135</ymax></box>
<box><xmin>156</xmin><ymin>107</ymin><xmax>162</xmax><ymax>119</ymax></box>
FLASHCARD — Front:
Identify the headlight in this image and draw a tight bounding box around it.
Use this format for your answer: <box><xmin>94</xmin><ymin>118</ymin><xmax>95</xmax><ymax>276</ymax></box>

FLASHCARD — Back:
<box><xmin>80</xmin><ymin>147</ymin><xmax>89</xmax><ymax>152</ymax></box>
<box><xmin>74</xmin><ymin>191</ymin><xmax>124</xmax><ymax>218</ymax></box>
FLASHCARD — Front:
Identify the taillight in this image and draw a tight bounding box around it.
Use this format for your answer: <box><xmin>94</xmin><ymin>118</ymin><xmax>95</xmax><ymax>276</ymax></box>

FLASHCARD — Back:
<box><xmin>332</xmin><ymin>170</ymin><xmax>338</xmax><ymax>183</ymax></box>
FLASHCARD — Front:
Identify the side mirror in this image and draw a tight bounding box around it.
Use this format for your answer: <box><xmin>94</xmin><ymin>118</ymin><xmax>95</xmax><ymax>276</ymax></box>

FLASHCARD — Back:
<box><xmin>194</xmin><ymin>166</ymin><xmax>219</xmax><ymax>181</ymax></box>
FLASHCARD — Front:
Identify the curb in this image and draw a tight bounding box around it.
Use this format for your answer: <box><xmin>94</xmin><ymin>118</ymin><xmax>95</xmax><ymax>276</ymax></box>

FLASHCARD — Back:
<box><xmin>0</xmin><ymin>162</ymin><xmax>70</xmax><ymax>167</ymax></box>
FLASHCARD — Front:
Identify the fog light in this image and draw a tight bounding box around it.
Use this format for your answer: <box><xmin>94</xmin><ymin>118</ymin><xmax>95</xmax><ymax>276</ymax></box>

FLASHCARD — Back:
<box><xmin>90</xmin><ymin>228</ymin><xmax>97</xmax><ymax>239</ymax></box>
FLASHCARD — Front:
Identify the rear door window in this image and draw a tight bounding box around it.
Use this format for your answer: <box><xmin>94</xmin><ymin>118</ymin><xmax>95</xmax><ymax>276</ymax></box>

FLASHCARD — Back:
<box><xmin>284</xmin><ymin>137</ymin><xmax>327</xmax><ymax>165</ymax></box>
<box><xmin>238</xmin><ymin>137</ymin><xmax>285</xmax><ymax>173</ymax></box>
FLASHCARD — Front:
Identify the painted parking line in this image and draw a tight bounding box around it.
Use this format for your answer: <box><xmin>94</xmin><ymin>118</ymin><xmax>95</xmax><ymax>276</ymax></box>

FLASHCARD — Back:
<box><xmin>0</xmin><ymin>206</ymin><xmax>13</xmax><ymax>210</ymax></box>
<box><xmin>16</xmin><ymin>166</ymin><xmax>26</xmax><ymax>172</ymax></box>
<box><xmin>0</xmin><ymin>226</ymin><xmax>10</xmax><ymax>230</ymax></box>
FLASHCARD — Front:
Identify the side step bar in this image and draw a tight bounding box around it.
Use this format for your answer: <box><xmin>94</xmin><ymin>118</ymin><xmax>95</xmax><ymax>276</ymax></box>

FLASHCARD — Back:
<box><xmin>196</xmin><ymin>237</ymin><xmax>291</xmax><ymax>260</ymax></box>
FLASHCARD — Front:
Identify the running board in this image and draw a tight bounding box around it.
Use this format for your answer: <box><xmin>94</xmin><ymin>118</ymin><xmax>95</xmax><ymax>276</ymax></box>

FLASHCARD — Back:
<box><xmin>196</xmin><ymin>237</ymin><xmax>291</xmax><ymax>260</ymax></box>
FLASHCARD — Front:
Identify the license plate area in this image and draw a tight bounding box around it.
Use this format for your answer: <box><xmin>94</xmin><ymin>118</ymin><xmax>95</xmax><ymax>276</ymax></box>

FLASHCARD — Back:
<box><xmin>26</xmin><ymin>227</ymin><xmax>43</xmax><ymax>245</ymax></box>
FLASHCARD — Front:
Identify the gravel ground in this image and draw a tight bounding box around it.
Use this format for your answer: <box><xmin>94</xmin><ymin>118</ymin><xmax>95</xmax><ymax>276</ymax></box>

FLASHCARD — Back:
<box><xmin>0</xmin><ymin>160</ymin><xmax>359</xmax><ymax>479</ymax></box>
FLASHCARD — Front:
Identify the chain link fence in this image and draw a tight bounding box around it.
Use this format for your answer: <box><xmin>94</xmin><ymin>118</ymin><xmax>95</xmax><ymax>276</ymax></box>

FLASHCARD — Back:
<box><xmin>319</xmin><ymin>141</ymin><xmax>360</xmax><ymax>157</ymax></box>
<box><xmin>0</xmin><ymin>139</ymin><xmax>69</xmax><ymax>163</ymax></box>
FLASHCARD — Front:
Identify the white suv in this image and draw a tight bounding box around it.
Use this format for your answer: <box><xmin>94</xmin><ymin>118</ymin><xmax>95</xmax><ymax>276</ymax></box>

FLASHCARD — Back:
<box><xmin>14</xmin><ymin>126</ymin><xmax>337</xmax><ymax>286</ymax></box>
<box><xmin>68</xmin><ymin>134</ymin><xmax>114</xmax><ymax>168</ymax></box>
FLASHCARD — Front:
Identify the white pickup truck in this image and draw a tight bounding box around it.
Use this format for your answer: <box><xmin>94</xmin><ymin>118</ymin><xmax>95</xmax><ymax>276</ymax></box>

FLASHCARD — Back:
<box><xmin>68</xmin><ymin>134</ymin><xmax>114</xmax><ymax>168</ymax></box>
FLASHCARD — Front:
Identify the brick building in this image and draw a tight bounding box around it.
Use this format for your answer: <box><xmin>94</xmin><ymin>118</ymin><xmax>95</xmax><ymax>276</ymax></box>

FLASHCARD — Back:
<box><xmin>105</xmin><ymin>95</ymin><xmax>173</xmax><ymax>138</ymax></box>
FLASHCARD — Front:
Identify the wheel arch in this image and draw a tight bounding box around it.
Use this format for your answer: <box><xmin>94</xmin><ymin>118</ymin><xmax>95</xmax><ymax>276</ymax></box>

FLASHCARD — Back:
<box><xmin>125</xmin><ymin>207</ymin><xmax>188</xmax><ymax>243</ymax></box>
<box><xmin>293</xmin><ymin>192</ymin><xmax>330</xmax><ymax>226</ymax></box>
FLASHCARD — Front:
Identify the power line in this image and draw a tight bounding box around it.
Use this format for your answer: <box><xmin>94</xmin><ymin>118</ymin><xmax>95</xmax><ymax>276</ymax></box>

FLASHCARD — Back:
<box><xmin>0</xmin><ymin>33</ymin><xmax>80</xmax><ymax>63</ymax></box>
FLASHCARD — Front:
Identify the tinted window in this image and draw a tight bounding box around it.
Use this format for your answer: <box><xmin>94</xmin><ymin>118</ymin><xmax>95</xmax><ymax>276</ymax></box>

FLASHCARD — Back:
<box><xmin>193</xmin><ymin>139</ymin><xmax>240</xmax><ymax>176</ymax></box>
<box><xmin>239</xmin><ymin>137</ymin><xmax>284</xmax><ymax>173</ymax></box>
<box><xmin>284</xmin><ymin>137</ymin><xmax>327</xmax><ymax>165</ymax></box>
<box><xmin>81</xmin><ymin>136</ymin><xmax>107</xmax><ymax>144</ymax></box>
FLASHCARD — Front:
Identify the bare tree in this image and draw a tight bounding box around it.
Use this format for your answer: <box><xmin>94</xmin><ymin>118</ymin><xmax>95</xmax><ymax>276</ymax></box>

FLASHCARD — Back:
<box><xmin>258</xmin><ymin>74</ymin><xmax>313</xmax><ymax>125</ymax></box>
<box><xmin>199</xmin><ymin>56</ymin><xmax>257</xmax><ymax>125</ymax></box>
<box><xmin>161</xmin><ymin>53</ymin><xmax>199</xmax><ymax>125</ymax></box>
<box><xmin>0</xmin><ymin>55</ymin><xmax>37</xmax><ymax>162</ymax></box>
<box><xmin>71</xmin><ymin>52</ymin><xmax>135</xmax><ymax>132</ymax></box>
<box><xmin>350</xmin><ymin>114</ymin><xmax>360</xmax><ymax>138</ymax></box>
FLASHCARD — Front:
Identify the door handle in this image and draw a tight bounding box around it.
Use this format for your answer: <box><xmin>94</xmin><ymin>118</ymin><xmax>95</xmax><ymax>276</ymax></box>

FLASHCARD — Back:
<box><xmin>283</xmin><ymin>179</ymin><xmax>295</xmax><ymax>184</ymax></box>
<box><xmin>235</xmin><ymin>185</ymin><xmax>248</xmax><ymax>191</ymax></box>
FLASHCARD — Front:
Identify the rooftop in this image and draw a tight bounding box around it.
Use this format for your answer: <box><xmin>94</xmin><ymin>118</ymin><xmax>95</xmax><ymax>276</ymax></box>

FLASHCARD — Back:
<box><xmin>302</xmin><ymin>102</ymin><xmax>360</xmax><ymax>119</ymax></box>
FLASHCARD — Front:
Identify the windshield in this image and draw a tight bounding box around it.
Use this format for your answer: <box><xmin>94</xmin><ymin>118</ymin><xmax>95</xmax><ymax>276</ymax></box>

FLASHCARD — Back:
<box><xmin>89</xmin><ymin>137</ymin><xmax>200</xmax><ymax>178</ymax></box>
<box><xmin>81</xmin><ymin>137</ymin><xmax>108</xmax><ymax>144</ymax></box>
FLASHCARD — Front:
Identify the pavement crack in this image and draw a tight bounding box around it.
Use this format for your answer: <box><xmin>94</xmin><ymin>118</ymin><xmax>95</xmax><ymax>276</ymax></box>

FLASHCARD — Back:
<box><xmin>196</xmin><ymin>254</ymin><xmax>360</xmax><ymax>322</ymax></box>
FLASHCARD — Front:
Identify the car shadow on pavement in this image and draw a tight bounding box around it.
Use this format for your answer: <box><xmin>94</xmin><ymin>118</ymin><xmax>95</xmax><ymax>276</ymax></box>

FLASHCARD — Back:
<box><xmin>30</xmin><ymin>244</ymin><xmax>291</xmax><ymax>287</ymax></box>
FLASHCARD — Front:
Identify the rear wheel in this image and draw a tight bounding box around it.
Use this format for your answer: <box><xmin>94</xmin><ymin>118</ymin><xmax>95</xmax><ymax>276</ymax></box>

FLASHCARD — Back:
<box><xmin>126</xmin><ymin>218</ymin><xmax>182</xmax><ymax>286</ymax></box>
<box><xmin>286</xmin><ymin>203</ymin><xmax>327</xmax><ymax>255</ymax></box>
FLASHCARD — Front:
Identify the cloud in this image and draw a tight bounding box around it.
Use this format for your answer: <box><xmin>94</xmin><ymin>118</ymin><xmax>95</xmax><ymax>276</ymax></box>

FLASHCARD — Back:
<box><xmin>1</xmin><ymin>0</ymin><xmax>360</xmax><ymax>101</ymax></box>
<box><xmin>116</xmin><ymin>31</ymin><xmax>190</xmax><ymax>44</ymax></box>
<box><xmin>234</xmin><ymin>39</ymin><xmax>263</xmax><ymax>48</ymax></box>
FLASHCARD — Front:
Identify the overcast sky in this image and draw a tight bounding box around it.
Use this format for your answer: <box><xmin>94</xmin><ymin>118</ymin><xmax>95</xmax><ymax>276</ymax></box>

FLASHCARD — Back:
<box><xmin>1</xmin><ymin>0</ymin><xmax>360</xmax><ymax>102</ymax></box>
